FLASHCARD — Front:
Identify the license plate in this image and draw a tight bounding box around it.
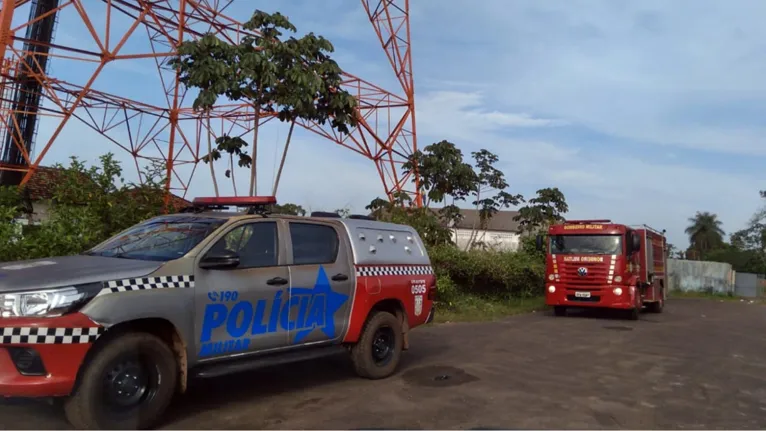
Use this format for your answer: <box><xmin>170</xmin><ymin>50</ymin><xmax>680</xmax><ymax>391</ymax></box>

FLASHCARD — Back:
<box><xmin>575</xmin><ymin>291</ymin><xmax>591</xmax><ymax>298</ymax></box>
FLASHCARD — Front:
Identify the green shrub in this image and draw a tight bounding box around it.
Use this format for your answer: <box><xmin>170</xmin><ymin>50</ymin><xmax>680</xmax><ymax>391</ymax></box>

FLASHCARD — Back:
<box><xmin>429</xmin><ymin>244</ymin><xmax>545</xmax><ymax>300</ymax></box>
<box><xmin>0</xmin><ymin>154</ymin><xmax>170</xmax><ymax>263</ymax></box>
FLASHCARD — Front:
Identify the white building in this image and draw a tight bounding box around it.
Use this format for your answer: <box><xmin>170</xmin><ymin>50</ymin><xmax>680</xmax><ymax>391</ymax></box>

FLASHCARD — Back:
<box><xmin>448</xmin><ymin>209</ymin><xmax>523</xmax><ymax>252</ymax></box>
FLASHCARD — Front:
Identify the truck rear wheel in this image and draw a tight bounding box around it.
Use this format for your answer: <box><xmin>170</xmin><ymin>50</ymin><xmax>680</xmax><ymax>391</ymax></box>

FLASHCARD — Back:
<box><xmin>350</xmin><ymin>310</ymin><xmax>403</xmax><ymax>380</ymax></box>
<box><xmin>64</xmin><ymin>332</ymin><xmax>178</xmax><ymax>430</ymax></box>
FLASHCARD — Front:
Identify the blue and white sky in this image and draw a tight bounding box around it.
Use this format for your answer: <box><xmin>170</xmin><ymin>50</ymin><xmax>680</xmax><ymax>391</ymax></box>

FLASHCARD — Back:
<box><xmin>13</xmin><ymin>0</ymin><xmax>766</xmax><ymax>249</ymax></box>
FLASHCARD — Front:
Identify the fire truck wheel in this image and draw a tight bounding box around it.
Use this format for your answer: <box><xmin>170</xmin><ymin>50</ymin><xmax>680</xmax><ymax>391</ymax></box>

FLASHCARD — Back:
<box><xmin>64</xmin><ymin>332</ymin><xmax>178</xmax><ymax>430</ymax></box>
<box><xmin>627</xmin><ymin>307</ymin><xmax>640</xmax><ymax>320</ymax></box>
<box><xmin>554</xmin><ymin>306</ymin><xmax>567</xmax><ymax>317</ymax></box>
<box><xmin>350</xmin><ymin>310</ymin><xmax>403</xmax><ymax>380</ymax></box>
<box><xmin>648</xmin><ymin>294</ymin><xmax>664</xmax><ymax>313</ymax></box>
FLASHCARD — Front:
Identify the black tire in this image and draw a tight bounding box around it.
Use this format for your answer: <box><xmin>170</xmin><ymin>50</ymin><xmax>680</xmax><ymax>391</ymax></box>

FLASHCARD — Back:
<box><xmin>554</xmin><ymin>306</ymin><xmax>567</xmax><ymax>317</ymax></box>
<box><xmin>627</xmin><ymin>307</ymin><xmax>640</xmax><ymax>320</ymax></box>
<box><xmin>350</xmin><ymin>311</ymin><xmax>403</xmax><ymax>380</ymax></box>
<box><xmin>64</xmin><ymin>332</ymin><xmax>178</xmax><ymax>430</ymax></box>
<box><xmin>648</xmin><ymin>290</ymin><xmax>665</xmax><ymax>313</ymax></box>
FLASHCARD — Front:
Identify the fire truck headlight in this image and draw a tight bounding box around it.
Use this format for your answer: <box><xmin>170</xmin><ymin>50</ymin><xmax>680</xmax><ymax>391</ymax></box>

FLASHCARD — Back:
<box><xmin>548</xmin><ymin>285</ymin><xmax>556</xmax><ymax>293</ymax></box>
<box><xmin>548</xmin><ymin>274</ymin><xmax>555</xmax><ymax>281</ymax></box>
<box><xmin>614</xmin><ymin>275</ymin><xmax>623</xmax><ymax>283</ymax></box>
<box><xmin>613</xmin><ymin>287</ymin><xmax>623</xmax><ymax>296</ymax></box>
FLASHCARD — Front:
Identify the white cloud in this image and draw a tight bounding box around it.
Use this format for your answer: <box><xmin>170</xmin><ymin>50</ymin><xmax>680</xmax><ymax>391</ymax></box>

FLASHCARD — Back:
<box><xmin>415</xmin><ymin>90</ymin><xmax>764</xmax><ymax>248</ymax></box>
<box><xmin>413</xmin><ymin>0</ymin><xmax>766</xmax><ymax>156</ymax></box>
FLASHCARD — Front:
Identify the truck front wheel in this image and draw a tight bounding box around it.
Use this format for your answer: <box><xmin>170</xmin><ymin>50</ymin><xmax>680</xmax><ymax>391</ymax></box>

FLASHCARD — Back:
<box><xmin>64</xmin><ymin>332</ymin><xmax>178</xmax><ymax>430</ymax></box>
<box><xmin>350</xmin><ymin>311</ymin><xmax>403</xmax><ymax>380</ymax></box>
<box><xmin>554</xmin><ymin>306</ymin><xmax>567</xmax><ymax>317</ymax></box>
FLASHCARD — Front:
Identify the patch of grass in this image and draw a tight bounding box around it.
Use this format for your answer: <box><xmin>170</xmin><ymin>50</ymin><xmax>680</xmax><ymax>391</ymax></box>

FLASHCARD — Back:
<box><xmin>432</xmin><ymin>295</ymin><xmax>546</xmax><ymax>323</ymax></box>
<box><xmin>669</xmin><ymin>290</ymin><xmax>764</xmax><ymax>303</ymax></box>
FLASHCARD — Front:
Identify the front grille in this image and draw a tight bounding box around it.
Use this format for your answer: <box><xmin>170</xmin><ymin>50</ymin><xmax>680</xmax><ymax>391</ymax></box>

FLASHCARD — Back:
<box><xmin>556</xmin><ymin>260</ymin><xmax>611</xmax><ymax>288</ymax></box>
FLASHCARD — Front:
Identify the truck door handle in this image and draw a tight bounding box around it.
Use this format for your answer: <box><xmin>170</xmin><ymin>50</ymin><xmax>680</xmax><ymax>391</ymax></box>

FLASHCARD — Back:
<box><xmin>266</xmin><ymin>277</ymin><xmax>288</xmax><ymax>286</ymax></box>
<box><xmin>331</xmin><ymin>273</ymin><xmax>348</xmax><ymax>281</ymax></box>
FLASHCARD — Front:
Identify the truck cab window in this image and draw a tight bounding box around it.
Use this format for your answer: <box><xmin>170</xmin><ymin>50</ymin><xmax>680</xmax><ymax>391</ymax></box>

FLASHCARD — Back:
<box><xmin>289</xmin><ymin>222</ymin><xmax>339</xmax><ymax>265</ymax></box>
<box><xmin>210</xmin><ymin>222</ymin><xmax>278</xmax><ymax>268</ymax></box>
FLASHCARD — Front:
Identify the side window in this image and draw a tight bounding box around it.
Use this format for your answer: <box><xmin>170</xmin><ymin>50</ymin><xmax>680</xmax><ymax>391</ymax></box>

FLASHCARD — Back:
<box><xmin>289</xmin><ymin>222</ymin><xmax>339</xmax><ymax>265</ymax></box>
<box><xmin>208</xmin><ymin>222</ymin><xmax>278</xmax><ymax>268</ymax></box>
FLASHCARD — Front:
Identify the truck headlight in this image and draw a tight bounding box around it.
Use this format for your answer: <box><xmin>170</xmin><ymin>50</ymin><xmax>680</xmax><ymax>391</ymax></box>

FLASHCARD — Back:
<box><xmin>0</xmin><ymin>284</ymin><xmax>101</xmax><ymax>318</ymax></box>
<box><xmin>548</xmin><ymin>274</ymin><xmax>555</xmax><ymax>281</ymax></box>
<box><xmin>548</xmin><ymin>285</ymin><xmax>556</xmax><ymax>293</ymax></box>
<box><xmin>613</xmin><ymin>287</ymin><xmax>623</xmax><ymax>296</ymax></box>
<box><xmin>614</xmin><ymin>275</ymin><xmax>623</xmax><ymax>283</ymax></box>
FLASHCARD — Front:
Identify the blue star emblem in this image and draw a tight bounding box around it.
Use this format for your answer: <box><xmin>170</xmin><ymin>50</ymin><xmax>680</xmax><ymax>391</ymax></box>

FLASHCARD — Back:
<box><xmin>291</xmin><ymin>266</ymin><xmax>349</xmax><ymax>343</ymax></box>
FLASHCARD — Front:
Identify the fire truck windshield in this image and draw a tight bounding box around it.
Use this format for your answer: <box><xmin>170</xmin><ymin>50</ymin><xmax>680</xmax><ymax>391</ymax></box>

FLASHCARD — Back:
<box><xmin>549</xmin><ymin>234</ymin><xmax>623</xmax><ymax>255</ymax></box>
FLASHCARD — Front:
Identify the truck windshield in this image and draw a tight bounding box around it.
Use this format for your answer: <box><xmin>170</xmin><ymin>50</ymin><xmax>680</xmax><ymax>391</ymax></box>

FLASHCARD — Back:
<box><xmin>549</xmin><ymin>234</ymin><xmax>623</xmax><ymax>255</ymax></box>
<box><xmin>86</xmin><ymin>216</ymin><xmax>225</xmax><ymax>262</ymax></box>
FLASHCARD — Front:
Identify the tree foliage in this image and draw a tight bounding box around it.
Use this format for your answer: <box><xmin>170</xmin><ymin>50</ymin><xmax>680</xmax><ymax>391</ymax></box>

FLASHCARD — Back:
<box><xmin>513</xmin><ymin>187</ymin><xmax>569</xmax><ymax>234</ymax></box>
<box><xmin>271</xmin><ymin>202</ymin><xmax>306</xmax><ymax>216</ymax></box>
<box><xmin>685</xmin><ymin>211</ymin><xmax>725</xmax><ymax>259</ymax></box>
<box><xmin>402</xmin><ymin>140</ymin><xmax>476</xmax><ymax>210</ymax></box>
<box><xmin>398</xmin><ymin>140</ymin><xmax>523</xmax><ymax>250</ymax></box>
<box><xmin>690</xmin><ymin>192</ymin><xmax>766</xmax><ymax>273</ymax></box>
<box><xmin>366</xmin><ymin>192</ymin><xmax>454</xmax><ymax>247</ymax></box>
<box><xmin>0</xmin><ymin>154</ymin><xmax>170</xmax><ymax>262</ymax></box>
<box><xmin>169</xmin><ymin>9</ymin><xmax>357</xmax><ymax>196</ymax></box>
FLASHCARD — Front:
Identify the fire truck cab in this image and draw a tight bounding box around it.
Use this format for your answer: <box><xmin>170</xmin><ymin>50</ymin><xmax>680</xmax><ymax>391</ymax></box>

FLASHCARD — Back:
<box><xmin>536</xmin><ymin>219</ymin><xmax>668</xmax><ymax>320</ymax></box>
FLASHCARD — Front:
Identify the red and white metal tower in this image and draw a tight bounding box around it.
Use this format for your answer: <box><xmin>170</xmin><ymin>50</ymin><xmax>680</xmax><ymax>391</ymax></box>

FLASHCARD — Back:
<box><xmin>0</xmin><ymin>0</ymin><xmax>420</xmax><ymax>204</ymax></box>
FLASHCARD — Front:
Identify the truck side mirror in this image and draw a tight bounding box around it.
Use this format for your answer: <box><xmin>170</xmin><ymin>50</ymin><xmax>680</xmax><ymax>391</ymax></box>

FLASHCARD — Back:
<box><xmin>199</xmin><ymin>251</ymin><xmax>241</xmax><ymax>270</ymax></box>
<box><xmin>535</xmin><ymin>234</ymin><xmax>544</xmax><ymax>251</ymax></box>
<box><xmin>631</xmin><ymin>233</ymin><xmax>641</xmax><ymax>253</ymax></box>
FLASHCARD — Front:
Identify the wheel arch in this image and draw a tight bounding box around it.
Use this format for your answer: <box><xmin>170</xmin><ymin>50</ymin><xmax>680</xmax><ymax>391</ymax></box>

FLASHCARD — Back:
<box><xmin>345</xmin><ymin>297</ymin><xmax>411</xmax><ymax>348</ymax></box>
<box><xmin>75</xmin><ymin>318</ymin><xmax>189</xmax><ymax>395</ymax></box>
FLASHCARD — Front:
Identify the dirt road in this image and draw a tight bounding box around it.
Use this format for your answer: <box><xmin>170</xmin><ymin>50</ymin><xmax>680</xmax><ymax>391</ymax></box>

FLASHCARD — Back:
<box><xmin>3</xmin><ymin>298</ymin><xmax>766</xmax><ymax>429</ymax></box>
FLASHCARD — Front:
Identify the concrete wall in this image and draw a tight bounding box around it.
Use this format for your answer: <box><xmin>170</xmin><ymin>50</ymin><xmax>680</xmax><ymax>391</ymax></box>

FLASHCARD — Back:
<box><xmin>667</xmin><ymin>258</ymin><xmax>734</xmax><ymax>294</ymax></box>
<box><xmin>30</xmin><ymin>201</ymin><xmax>51</xmax><ymax>224</ymax></box>
<box><xmin>452</xmin><ymin>228</ymin><xmax>521</xmax><ymax>252</ymax></box>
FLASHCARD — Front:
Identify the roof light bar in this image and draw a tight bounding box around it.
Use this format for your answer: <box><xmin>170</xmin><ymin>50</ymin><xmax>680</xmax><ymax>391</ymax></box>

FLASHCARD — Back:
<box><xmin>564</xmin><ymin>219</ymin><xmax>611</xmax><ymax>224</ymax></box>
<box><xmin>192</xmin><ymin>196</ymin><xmax>277</xmax><ymax>207</ymax></box>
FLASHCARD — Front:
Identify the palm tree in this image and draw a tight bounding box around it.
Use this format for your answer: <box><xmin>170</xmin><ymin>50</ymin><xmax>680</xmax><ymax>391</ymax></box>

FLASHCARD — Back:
<box><xmin>685</xmin><ymin>211</ymin><xmax>725</xmax><ymax>259</ymax></box>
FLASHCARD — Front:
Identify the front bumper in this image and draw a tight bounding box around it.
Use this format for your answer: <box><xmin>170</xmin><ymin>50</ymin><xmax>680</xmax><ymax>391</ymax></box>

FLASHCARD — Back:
<box><xmin>545</xmin><ymin>285</ymin><xmax>637</xmax><ymax>309</ymax></box>
<box><xmin>0</xmin><ymin>313</ymin><xmax>102</xmax><ymax>398</ymax></box>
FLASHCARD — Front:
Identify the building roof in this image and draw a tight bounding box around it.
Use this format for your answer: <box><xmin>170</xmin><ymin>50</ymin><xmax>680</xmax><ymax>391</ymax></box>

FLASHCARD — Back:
<box><xmin>22</xmin><ymin>165</ymin><xmax>191</xmax><ymax>210</ymax></box>
<box><xmin>451</xmin><ymin>208</ymin><xmax>521</xmax><ymax>232</ymax></box>
<box><xmin>23</xmin><ymin>166</ymin><xmax>91</xmax><ymax>201</ymax></box>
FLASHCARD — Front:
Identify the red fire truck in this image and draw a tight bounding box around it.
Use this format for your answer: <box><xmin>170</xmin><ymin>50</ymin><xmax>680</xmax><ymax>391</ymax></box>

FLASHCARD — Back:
<box><xmin>536</xmin><ymin>220</ymin><xmax>668</xmax><ymax>320</ymax></box>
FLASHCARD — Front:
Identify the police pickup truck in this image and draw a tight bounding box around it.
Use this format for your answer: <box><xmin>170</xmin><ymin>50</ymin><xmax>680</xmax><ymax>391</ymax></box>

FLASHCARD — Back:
<box><xmin>0</xmin><ymin>196</ymin><xmax>436</xmax><ymax>429</ymax></box>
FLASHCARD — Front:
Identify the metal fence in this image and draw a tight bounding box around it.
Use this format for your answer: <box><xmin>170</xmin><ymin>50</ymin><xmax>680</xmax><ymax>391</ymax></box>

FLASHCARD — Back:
<box><xmin>734</xmin><ymin>273</ymin><xmax>766</xmax><ymax>298</ymax></box>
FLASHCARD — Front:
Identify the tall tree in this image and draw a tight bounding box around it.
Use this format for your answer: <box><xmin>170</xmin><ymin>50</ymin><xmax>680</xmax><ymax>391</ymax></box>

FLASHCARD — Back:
<box><xmin>402</xmin><ymin>140</ymin><xmax>476</xmax><ymax>210</ymax></box>
<box><xmin>513</xmin><ymin>187</ymin><xmax>569</xmax><ymax>234</ymax></box>
<box><xmin>463</xmin><ymin>149</ymin><xmax>523</xmax><ymax>250</ymax></box>
<box><xmin>170</xmin><ymin>10</ymin><xmax>356</xmax><ymax>197</ymax></box>
<box><xmin>685</xmin><ymin>211</ymin><xmax>725</xmax><ymax>258</ymax></box>
<box><xmin>397</xmin><ymin>140</ymin><xmax>523</xmax><ymax>248</ymax></box>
